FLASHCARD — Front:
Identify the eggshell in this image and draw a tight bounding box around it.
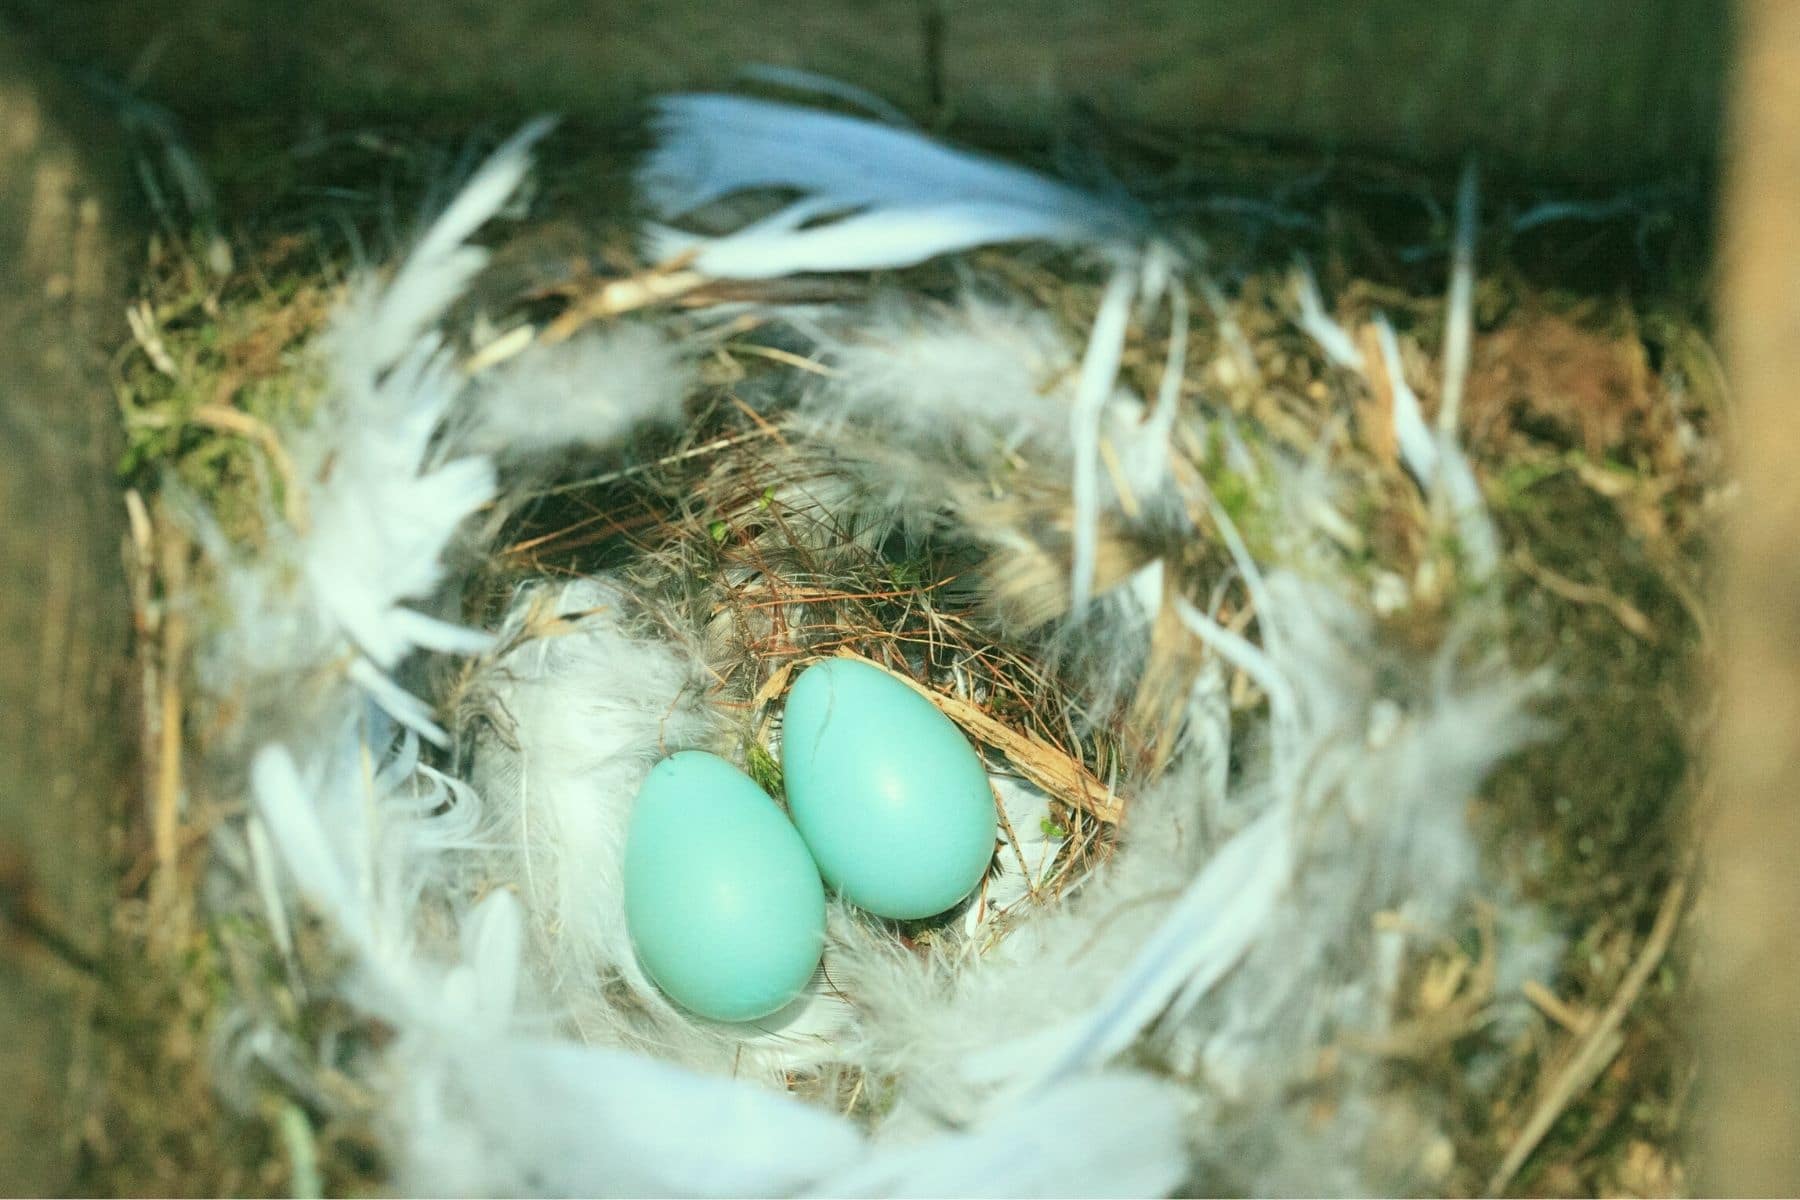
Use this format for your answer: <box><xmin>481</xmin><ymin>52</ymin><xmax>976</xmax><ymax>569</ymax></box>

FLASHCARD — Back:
<box><xmin>623</xmin><ymin>750</ymin><xmax>825</xmax><ymax>1022</ymax></box>
<box><xmin>781</xmin><ymin>658</ymin><xmax>998</xmax><ymax>919</ymax></box>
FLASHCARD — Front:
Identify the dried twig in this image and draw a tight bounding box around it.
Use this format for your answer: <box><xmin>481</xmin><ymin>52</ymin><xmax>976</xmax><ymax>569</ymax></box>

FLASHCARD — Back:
<box><xmin>126</xmin><ymin>299</ymin><xmax>179</xmax><ymax>377</ymax></box>
<box><xmin>1488</xmin><ymin>868</ymin><xmax>1690</xmax><ymax>1195</ymax></box>
<box><xmin>189</xmin><ymin>402</ymin><xmax>306</xmax><ymax>530</ymax></box>
<box><xmin>538</xmin><ymin>265</ymin><xmax>707</xmax><ymax>345</ymax></box>
<box><xmin>1512</xmin><ymin>545</ymin><xmax>1656</xmax><ymax>642</ymax></box>
<box><xmin>532</xmin><ymin>427</ymin><xmax>778</xmax><ymax>498</ymax></box>
<box><xmin>147</xmin><ymin>502</ymin><xmax>191</xmax><ymax>952</ymax></box>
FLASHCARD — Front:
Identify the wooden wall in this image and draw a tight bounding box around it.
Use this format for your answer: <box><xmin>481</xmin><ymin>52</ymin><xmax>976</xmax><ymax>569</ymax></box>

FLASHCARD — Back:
<box><xmin>0</xmin><ymin>39</ymin><xmax>130</xmax><ymax>1195</ymax></box>
<box><xmin>4</xmin><ymin>0</ymin><xmax>1727</xmax><ymax>182</ymax></box>
<box><xmin>1708</xmin><ymin>1</ymin><xmax>1800</xmax><ymax>1192</ymax></box>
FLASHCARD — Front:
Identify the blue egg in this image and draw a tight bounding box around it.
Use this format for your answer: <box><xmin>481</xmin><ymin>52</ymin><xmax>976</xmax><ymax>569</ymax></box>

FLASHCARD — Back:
<box><xmin>623</xmin><ymin>751</ymin><xmax>825</xmax><ymax>1022</ymax></box>
<box><xmin>781</xmin><ymin>658</ymin><xmax>998</xmax><ymax>919</ymax></box>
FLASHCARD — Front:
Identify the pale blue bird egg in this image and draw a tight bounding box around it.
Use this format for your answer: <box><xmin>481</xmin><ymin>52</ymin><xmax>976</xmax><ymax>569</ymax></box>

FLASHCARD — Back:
<box><xmin>623</xmin><ymin>750</ymin><xmax>825</xmax><ymax>1022</ymax></box>
<box><xmin>781</xmin><ymin>658</ymin><xmax>998</xmax><ymax>919</ymax></box>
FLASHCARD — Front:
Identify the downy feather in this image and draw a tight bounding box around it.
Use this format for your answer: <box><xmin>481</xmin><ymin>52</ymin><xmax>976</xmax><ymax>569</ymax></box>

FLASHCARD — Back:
<box><xmin>456</xmin><ymin>323</ymin><xmax>697</xmax><ymax>460</ymax></box>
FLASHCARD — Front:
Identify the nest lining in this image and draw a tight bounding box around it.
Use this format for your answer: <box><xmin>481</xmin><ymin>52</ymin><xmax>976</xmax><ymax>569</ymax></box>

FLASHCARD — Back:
<box><xmin>97</xmin><ymin>106</ymin><xmax>1717</xmax><ymax>1197</ymax></box>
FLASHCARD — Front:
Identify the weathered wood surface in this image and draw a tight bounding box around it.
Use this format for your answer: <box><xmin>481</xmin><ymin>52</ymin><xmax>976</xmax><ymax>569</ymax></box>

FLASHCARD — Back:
<box><xmin>1707</xmin><ymin>0</ymin><xmax>1800</xmax><ymax>1193</ymax></box>
<box><xmin>5</xmin><ymin>0</ymin><xmax>1726</xmax><ymax>183</ymax></box>
<box><xmin>0</xmin><ymin>40</ymin><xmax>128</xmax><ymax>1197</ymax></box>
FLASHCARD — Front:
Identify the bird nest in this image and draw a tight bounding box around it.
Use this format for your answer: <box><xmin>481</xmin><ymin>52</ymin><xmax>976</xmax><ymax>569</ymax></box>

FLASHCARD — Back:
<box><xmin>93</xmin><ymin>97</ymin><xmax>1717</xmax><ymax>1196</ymax></box>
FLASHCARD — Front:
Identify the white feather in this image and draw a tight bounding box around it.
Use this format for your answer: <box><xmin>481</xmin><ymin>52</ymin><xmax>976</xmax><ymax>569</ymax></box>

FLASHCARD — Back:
<box><xmin>396</xmin><ymin>1035</ymin><xmax>866</xmax><ymax>1197</ymax></box>
<box><xmin>457</xmin><ymin>889</ymin><xmax>525</xmax><ymax>1027</ymax></box>
<box><xmin>297</xmin><ymin>407</ymin><xmax>496</xmax><ymax>673</ymax></box>
<box><xmin>1374</xmin><ymin>317</ymin><xmax>1439</xmax><ymax>489</ymax></box>
<box><xmin>251</xmin><ymin>743</ymin><xmax>364</xmax><ymax>942</ymax></box>
<box><xmin>639</xmin><ymin>94</ymin><xmax>1143</xmax><ymax>277</ymax></box>
<box><xmin>796</xmin><ymin>288</ymin><xmax>1180</xmax><ymax>575</ymax></box>
<box><xmin>808</xmin><ymin>1072</ymin><xmax>1192</xmax><ymax>1198</ymax></box>
<box><xmin>1294</xmin><ymin>265</ymin><xmax>1363</xmax><ymax>370</ymax></box>
<box><xmin>1173</xmin><ymin>595</ymin><xmax>1295</xmax><ymax>728</ymax></box>
<box><xmin>244</xmin><ymin>814</ymin><xmax>297</xmax><ymax>966</ymax></box>
<box><xmin>1435</xmin><ymin>438</ymin><xmax>1500</xmax><ymax>580</ymax></box>
<box><xmin>1439</xmin><ymin>160</ymin><xmax>1479</xmax><ymax>437</ymax></box>
<box><xmin>272</xmin><ymin>122</ymin><xmax>553</xmax><ymax>733</ymax></box>
<box><xmin>458</xmin><ymin>323</ymin><xmax>697</xmax><ymax>459</ymax></box>
<box><xmin>1035</xmin><ymin>804</ymin><xmax>1290</xmax><ymax>1083</ymax></box>
<box><xmin>359</xmin><ymin>117</ymin><xmax>556</xmax><ymax>376</ymax></box>
<box><xmin>1434</xmin><ymin>165</ymin><xmax>1500</xmax><ymax>582</ymax></box>
<box><xmin>1363</xmin><ymin>312</ymin><xmax>1497</xmax><ymax>583</ymax></box>
<box><xmin>1070</xmin><ymin>265</ymin><xmax>1138</xmax><ymax>612</ymax></box>
<box><xmin>348</xmin><ymin>656</ymin><xmax>448</xmax><ymax>744</ymax></box>
<box><xmin>804</xmin><ymin>292</ymin><xmax>1081</xmax><ymax>461</ymax></box>
<box><xmin>1128</xmin><ymin>277</ymin><xmax>1189</xmax><ymax>490</ymax></box>
<box><xmin>654</xmin><ymin>201</ymin><xmax>1126</xmax><ymax>279</ymax></box>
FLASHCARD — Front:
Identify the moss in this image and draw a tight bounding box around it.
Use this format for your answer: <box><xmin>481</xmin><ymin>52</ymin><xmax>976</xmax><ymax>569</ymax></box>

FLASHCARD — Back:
<box><xmin>744</xmin><ymin>740</ymin><xmax>785</xmax><ymax>798</ymax></box>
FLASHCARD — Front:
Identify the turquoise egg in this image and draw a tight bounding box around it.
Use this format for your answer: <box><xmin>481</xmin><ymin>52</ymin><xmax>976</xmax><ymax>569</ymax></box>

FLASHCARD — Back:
<box><xmin>623</xmin><ymin>751</ymin><xmax>825</xmax><ymax>1022</ymax></box>
<box><xmin>781</xmin><ymin>658</ymin><xmax>998</xmax><ymax>919</ymax></box>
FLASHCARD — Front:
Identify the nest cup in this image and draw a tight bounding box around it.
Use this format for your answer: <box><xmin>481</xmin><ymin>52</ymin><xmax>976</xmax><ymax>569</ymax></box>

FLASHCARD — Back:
<box><xmin>121</xmin><ymin>93</ymin><xmax>1712</xmax><ymax>1197</ymax></box>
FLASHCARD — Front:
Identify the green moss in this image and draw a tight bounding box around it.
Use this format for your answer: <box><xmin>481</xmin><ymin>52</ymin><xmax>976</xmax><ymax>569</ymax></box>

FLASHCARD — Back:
<box><xmin>117</xmin><ymin>259</ymin><xmax>332</xmax><ymax>546</ymax></box>
<box><xmin>744</xmin><ymin>741</ymin><xmax>784</xmax><ymax>798</ymax></box>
